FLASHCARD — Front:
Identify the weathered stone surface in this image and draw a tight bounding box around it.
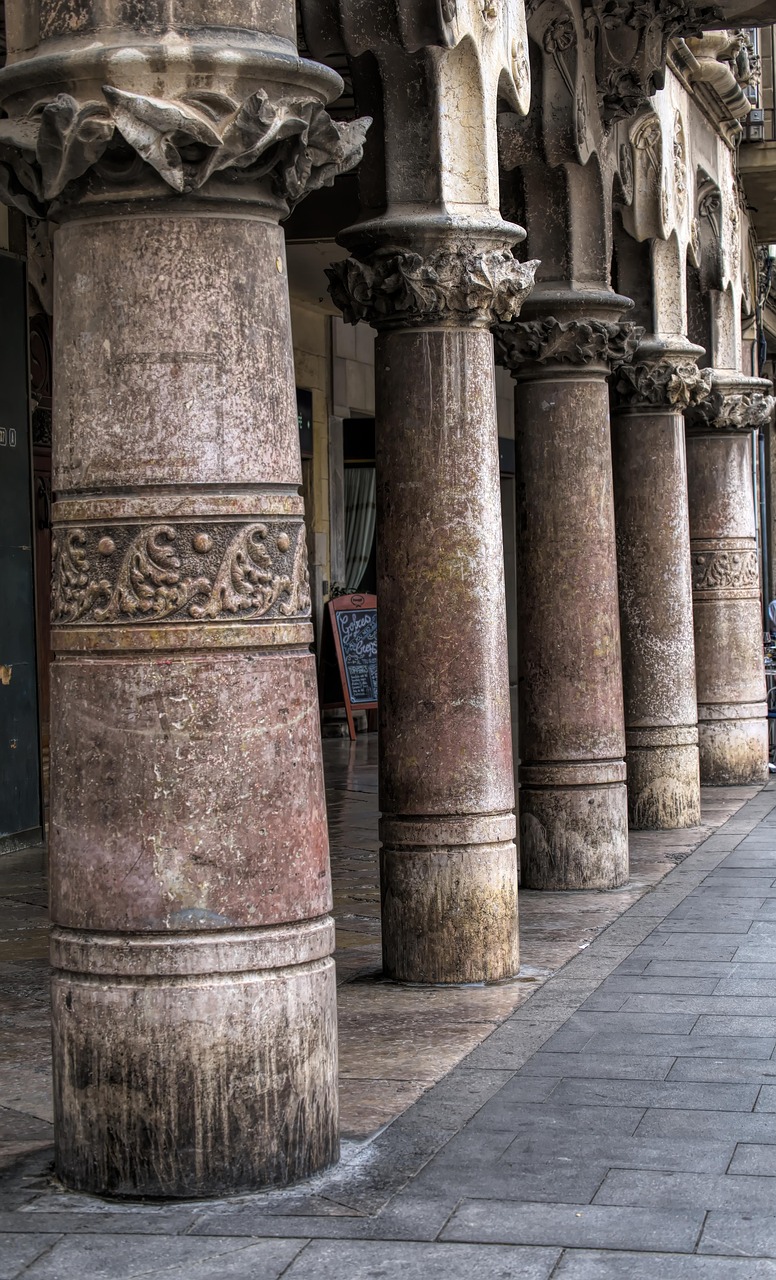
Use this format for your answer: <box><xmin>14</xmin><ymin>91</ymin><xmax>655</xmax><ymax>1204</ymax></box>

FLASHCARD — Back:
<box><xmin>506</xmin><ymin>366</ymin><xmax>629</xmax><ymax>889</ymax></box>
<box><xmin>611</xmin><ymin>400</ymin><xmax>701</xmax><ymax>830</ymax></box>
<box><xmin>375</xmin><ymin>328</ymin><xmax>519</xmax><ymax>981</ymax></box>
<box><xmin>685</xmin><ymin>377</ymin><xmax>771</xmax><ymax>785</ymax></box>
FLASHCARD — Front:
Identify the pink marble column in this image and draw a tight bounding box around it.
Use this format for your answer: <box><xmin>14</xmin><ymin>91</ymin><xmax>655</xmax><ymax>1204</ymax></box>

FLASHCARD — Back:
<box><xmin>0</xmin><ymin>0</ymin><xmax>367</xmax><ymax>1196</ymax></box>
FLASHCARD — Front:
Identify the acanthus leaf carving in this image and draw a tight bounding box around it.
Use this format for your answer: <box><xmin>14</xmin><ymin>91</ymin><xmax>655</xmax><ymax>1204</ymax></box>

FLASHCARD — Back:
<box><xmin>51</xmin><ymin>521</ymin><xmax>312</xmax><ymax>627</ymax></box>
<box><xmin>687</xmin><ymin>389</ymin><xmax>775</xmax><ymax>432</ymax></box>
<box><xmin>327</xmin><ymin>248</ymin><xmax>538</xmax><ymax>329</ymax></box>
<box><xmin>494</xmin><ymin>316</ymin><xmax>644</xmax><ymax>370</ymax></box>
<box><xmin>0</xmin><ymin>87</ymin><xmax>371</xmax><ymax>212</ymax></box>
<box><xmin>612</xmin><ymin>358</ymin><xmax>712</xmax><ymax>410</ymax></box>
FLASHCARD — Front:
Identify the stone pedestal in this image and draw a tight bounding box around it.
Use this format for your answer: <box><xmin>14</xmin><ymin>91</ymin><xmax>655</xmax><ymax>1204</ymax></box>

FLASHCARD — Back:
<box><xmin>686</xmin><ymin>373</ymin><xmax>773</xmax><ymax>785</ymax></box>
<box><xmin>610</xmin><ymin>350</ymin><xmax>706</xmax><ymax>829</ymax></box>
<box><xmin>497</xmin><ymin>302</ymin><xmax>640</xmax><ymax>890</ymax></box>
<box><xmin>0</xmin><ymin>1</ymin><xmax>368</xmax><ymax>1197</ymax></box>
<box><xmin>330</xmin><ymin>244</ymin><xmax>535</xmax><ymax>982</ymax></box>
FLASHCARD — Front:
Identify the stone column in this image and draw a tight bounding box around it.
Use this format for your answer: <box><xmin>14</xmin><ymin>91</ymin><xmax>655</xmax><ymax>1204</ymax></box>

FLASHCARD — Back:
<box><xmin>685</xmin><ymin>372</ymin><xmax>774</xmax><ymax>784</ymax></box>
<box><xmin>496</xmin><ymin>298</ymin><xmax>641</xmax><ymax>890</ymax></box>
<box><xmin>320</xmin><ymin>0</ymin><xmax>536</xmax><ymax>982</ymax></box>
<box><xmin>0</xmin><ymin>1</ymin><xmax>368</xmax><ymax>1197</ymax></box>
<box><xmin>331</xmin><ymin>246</ymin><xmax>534</xmax><ymax>984</ymax></box>
<box><xmin>609</xmin><ymin>345</ymin><xmax>708</xmax><ymax>828</ymax></box>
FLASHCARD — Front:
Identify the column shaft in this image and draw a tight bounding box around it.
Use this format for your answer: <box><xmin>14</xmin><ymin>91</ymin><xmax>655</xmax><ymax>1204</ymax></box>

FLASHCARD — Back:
<box><xmin>515</xmin><ymin>372</ymin><xmax>628</xmax><ymax>889</ymax></box>
<box><xmin>376</xmin><ymin>327</ymin><xmax>518</xmax><ymax>983</ymax></box>
<box><xmin>611</xmin><ymin>408</ymin><xmax>700</xmax><ymax>827</ymax></box>
<box><xmin>686</xmin><ymin>426</ymin><xmax>768</xmax><ymax>783</ymax></box>
<box><xmin>50</xmin><ymin>214</ymin><xmax>336</xmax><ymax>1196</ymax></box>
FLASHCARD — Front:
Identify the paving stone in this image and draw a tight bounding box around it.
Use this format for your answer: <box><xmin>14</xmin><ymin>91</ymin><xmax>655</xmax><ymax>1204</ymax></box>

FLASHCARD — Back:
<box><xmin>653</xmin><ymin>921</ymin><xmax>754</xmax><ymax>934</ymax></box>
<box><xmin>547</xmin><ymin>1078</ymin><xmax>758</xmax><ymax>1112</ymax></box>
<box><xmin>692</xmin><ymin>1016</ymin><xmax>776</xmax><ymax>1038</ymax></box>
<box><xmin>699</xmin><ymin>1212</ymin><xmax>776</xmax><ymax>1258</ymax></box>
<box><xmin>594</xmin><ymin>1168</ymin><xmax>776</xmax><ymax>1212</ymax></box>
<box><xmin>622</xmin><ymin>995</ymin><xmax>776</xmax><ymax>1016</ymax></box>
<box><xmin>410</xmin><ymin>1156</ymin><xmax>609</xmax><ymax>1205</ymax></box>
<box><xmin>464</xmin><ymin>1102</ymin><xmax>645</xmax><ymax>1136</ymax></box>
<box><xmin>558</xmin><ymin>1012</ymin><xmax>701</xmax><ymax>1035</ymax></box>
<box><xmin>0</xmin><ymin>1233</ymin><xmax>60</xmax><ymax>1280</ymax></box>
<box><xmin>20</xmin><ymin>1234</ymin><xmax>307</xmax><ymax>1279</ymax></box>
<box><xmin>668</xmin><ymin>1058</ymin><xmax>776</xmax><ymax>1084</ymax></box>
<box><xmin>280</xmin><ymin>1240</ymin><xmax>561</xmax><ymax>1279</ymax></box>
<box><xmin>600</xmin><ymin>977</ymin><xmax>720</xmax><ymax>995</ymax></box>
<box><xmin>519</xmin><ymin>1053</ymin><xmax>675</xmax><ymax>1080</ymax></box>
<box><xmin>561</xmin><ymin>1032</ymin><xmax>775</xmax><ymax>1060</ymax></box>
<box><xmin>499</xmin><ymin>1133</ymin><xmax>734</xmax><ymax>1174</ymax></box>
<box><xmin>636</xmin><ymin>1109</ymin><xmax>776</xmax><ymax>1141</ymax></box>
<box><xmin>728</xmin><ymin>1144</ymin><xmax>776</xmax><ymax>1176</ymax></box>
<box><xmin>643</xmin><ymin>961</ymin><xmax>738</xmax><ymax>977</ymax></box>
<box><xmin>554</xmin><ymin>1249</ymin><xmax>776</xmax><ymax>1277</ymax></box>
<box><xmin>440</xmin><ymin>1199</ymin><xmax>703</xmax><ymax>1252</ymax></box>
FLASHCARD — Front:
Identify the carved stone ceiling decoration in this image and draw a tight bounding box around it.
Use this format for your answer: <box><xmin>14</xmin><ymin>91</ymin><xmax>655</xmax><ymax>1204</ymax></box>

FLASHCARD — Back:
<box><xmin>581</xmin><ymin>1</ymin><xmax>723</xmax><ymax>125</ymax></box>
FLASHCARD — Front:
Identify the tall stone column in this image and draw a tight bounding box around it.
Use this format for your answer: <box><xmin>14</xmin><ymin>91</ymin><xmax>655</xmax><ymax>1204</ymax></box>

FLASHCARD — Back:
<box><xmin>609</xmin><ymin>345</ymin><xmax>708</xmax><ymax>828</ymax></box>
<box><xmin>496</xmin><ymin>298</ymin><xmax>641</xmax><ymax>890</ymax></box>
<box><xmin>0</xmin><ymin>1</ymin><xmax>368</xmax><ymax>1197</ymax></box>
<box><xmin>318</xmin><ymin>0</ymin><xmax>536</xmax><ymax>982</ymax></box>
<box><xmin>685</xmin><ymin>372</ymin><xmax>774</xmax><ymax>784</ymax></box>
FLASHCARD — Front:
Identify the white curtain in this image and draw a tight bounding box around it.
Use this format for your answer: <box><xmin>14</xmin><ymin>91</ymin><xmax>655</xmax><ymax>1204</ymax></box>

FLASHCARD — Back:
<box><xmin>345</xmin><ymin>467</ymin><xmax>376</xmax><ymax>591</ymax></box>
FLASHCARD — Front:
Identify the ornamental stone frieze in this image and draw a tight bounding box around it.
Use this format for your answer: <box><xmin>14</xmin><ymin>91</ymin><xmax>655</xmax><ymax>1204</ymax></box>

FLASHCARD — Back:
<box><xmin>327</xmin><ymin>246</ymin><xmax>538</xmax><ymax>330</ymax></box>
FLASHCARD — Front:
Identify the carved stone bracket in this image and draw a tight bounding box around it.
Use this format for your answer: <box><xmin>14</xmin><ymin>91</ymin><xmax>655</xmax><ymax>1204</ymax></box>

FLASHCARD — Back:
<box><xmin>0</xmin><ymin>88</ymin><xmax>371</xmax><ymax>215</ymax></box>
<box><xmin>51</xmin><ymin>520</ymin><xmax>311</xmax><ymax>627</ymax></box>
<box><xmin>495</xmin><ymin>316</ymin><xmax>644</xmax><ymax>372</ymax></box>
<box><xmin>581</xmin><ymin>1</ymin><xmax>723</xmax><ymax>124</ymax></box>
<box><xmin>612</xmin><ymin>358</ymin><xmax>713</xmax><ymax>410</ymax></box>
<box><xmin>327</xmin><ymin>247</ymin><xmax>538</xmax><ymax>330</ymax></box>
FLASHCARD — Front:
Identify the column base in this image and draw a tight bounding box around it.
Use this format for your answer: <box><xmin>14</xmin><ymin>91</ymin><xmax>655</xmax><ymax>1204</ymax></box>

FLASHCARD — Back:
<box><xmin>698</xmin><ymin>704</ymin><xmax>769</xmax><ymax>785</ymax></box>
<box><xmin>51</xmin><ymin>920</ymin><xmax>338</xmax><ymax>1198</ymax></box>
<box><xmin>625</xmin><ymin>729</ymin><xmax>701</xmax><ymax>830</ymax></box>
<box><xmin>519</xmin><ymin>779</ymin><xmax>629</xmax><ymax>890</ymax></box>
<box><xmin>379</xmin><ymin>815</ymin><xmax>519</xmax><ymax>984</ymax></box>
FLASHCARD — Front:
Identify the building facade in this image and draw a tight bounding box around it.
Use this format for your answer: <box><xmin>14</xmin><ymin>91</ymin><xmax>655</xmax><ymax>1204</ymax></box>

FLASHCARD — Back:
<box><xmin>0</xmin><ymin>0</ymin><xmax>775</xmax><ymax>1197</ymax></box>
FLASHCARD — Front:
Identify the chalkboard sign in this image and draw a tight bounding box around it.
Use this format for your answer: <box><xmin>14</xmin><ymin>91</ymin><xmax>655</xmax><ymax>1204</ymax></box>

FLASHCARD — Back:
<box><xmin>324</xmin><ymin>593</ymin><xmax>377</xmax><ymax>739</ymax></box>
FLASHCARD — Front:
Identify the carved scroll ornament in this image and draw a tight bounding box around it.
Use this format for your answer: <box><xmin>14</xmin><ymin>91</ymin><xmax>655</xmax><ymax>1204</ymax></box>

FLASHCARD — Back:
<box><xmin>0</xmin><ymin>88</ymin><xmax>371</xmax><ymax>215</ymax></box>
<box><xmin>51</xmin><ymin>521</ymin><xmax>311</xmax><ymax>628</ymax></box>
<box><xmin>495</xmin><ymin>316</ymin><xmax>644</xmax><ymax>370</ymax></box>
<box><xmin>691</xmin><ymin>549</ymin><xmax>759</xmax><ymax>592</ymax></box>
<box><xmin>612</xmin><ymin>359</ymin><xmax>712</xmax><ymax>410</ymax></box>
<box><xmin>327</xmin><ymin>248</ymin><xmax>538</xmax><ymax>329</ymax></box>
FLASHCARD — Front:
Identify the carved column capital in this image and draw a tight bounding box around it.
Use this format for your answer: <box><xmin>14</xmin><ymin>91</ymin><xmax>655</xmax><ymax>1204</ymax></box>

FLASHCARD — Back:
<box><xmin>0</xmin><ymin>86</ymin><xmax>371</xmax><ymax>217</ymax></box>
<box><xmin>686</xmin><ymin>372</ymin><xmax>775</xmax><ymax>432</ymax></box>
<box><xmin>495</xmin><ymin>315</ymin><xmax>644</xmax><ymax>374</ymax></box>
<box><xmin>611</xmin><ymin>355</ymin><xmax>713</xmax><ymax>411</ymax></box>
<box><xmin>327</xmin><ymin>246</ymin><xmax>538</xmax><ymax>331</ymax></box>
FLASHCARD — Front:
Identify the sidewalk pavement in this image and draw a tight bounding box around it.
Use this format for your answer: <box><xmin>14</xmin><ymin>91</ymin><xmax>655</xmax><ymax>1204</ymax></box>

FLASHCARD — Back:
<box><xmin>4</xmin><ymin>782</ymin><xmax>776</xmax><ymax>1276</ymax></box>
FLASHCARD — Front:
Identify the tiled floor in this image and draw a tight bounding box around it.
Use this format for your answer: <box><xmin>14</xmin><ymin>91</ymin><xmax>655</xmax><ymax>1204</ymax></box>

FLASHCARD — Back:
<box><xmin>2</xmin><ymin>764</ymin><xmax>776</xmax><ymax>1274</ymax></box>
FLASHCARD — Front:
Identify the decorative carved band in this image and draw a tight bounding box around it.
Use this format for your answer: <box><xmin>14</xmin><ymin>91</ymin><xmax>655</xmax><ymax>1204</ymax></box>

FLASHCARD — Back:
<box><xmin>495</xmin><ymin>316</ymin><xmax>644</xmax><ymax>371</ymax></box>
<box><xmin>611</xmin><ymin>358</ymin><xmax>712</xmax><ymax>410</ymax></box>
<box><xmin>691</xmin><ymin>549</ymin><xmax>759</xmax><ymax>593</ymax></box>
<box><xmin>0</xmin><ymin>88</ymin><xmax>370</xmax><ymax>215</ymax></box>
<box><xmin>51</xmin><ymin>520</ymin><xmax>311</xmax><ymax>628</ymax></box>
<box><xmin>326</xmin><ymin>248</ymin><xmax>538</xmax><ymax>330</ymax></box>
<box><xmin>686</xmin><ymin>388</ymin><xmax>775</xmax><ymax>432</ymax></box>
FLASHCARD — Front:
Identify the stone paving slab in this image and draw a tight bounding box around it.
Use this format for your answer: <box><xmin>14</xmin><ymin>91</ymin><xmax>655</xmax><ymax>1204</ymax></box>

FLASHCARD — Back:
<box><xmin>3</xmin><ymin>780</ymin><xmax>776</xmax><ymax>1275</ymax></box>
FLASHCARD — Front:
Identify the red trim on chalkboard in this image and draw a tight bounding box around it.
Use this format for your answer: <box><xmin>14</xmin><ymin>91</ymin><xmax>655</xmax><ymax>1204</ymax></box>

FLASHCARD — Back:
<box><xmin>326</xmin><ymin>593</ymin><xmax>377</xmax><ymax>741</ymax></box>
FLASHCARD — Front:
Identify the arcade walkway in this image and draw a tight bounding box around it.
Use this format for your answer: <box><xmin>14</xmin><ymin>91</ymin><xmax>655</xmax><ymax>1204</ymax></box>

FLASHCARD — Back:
<box><xmin>2</xmin><ymin>750</ymin><xmax>776</xmax><ymax>1275</ymax></box>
